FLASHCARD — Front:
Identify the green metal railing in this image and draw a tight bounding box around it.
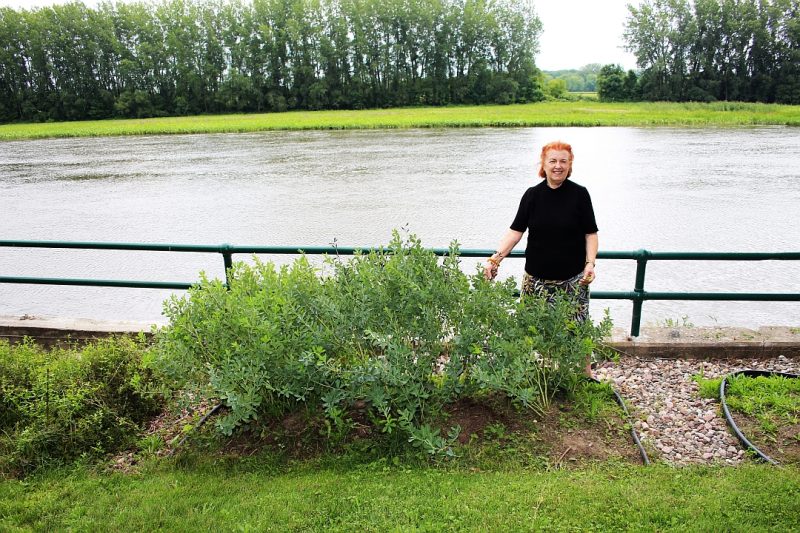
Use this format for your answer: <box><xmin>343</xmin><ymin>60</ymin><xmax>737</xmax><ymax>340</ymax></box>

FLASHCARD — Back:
<box><xmin>1</xmin><ymin>240</ymin><xmax>799</xmax><ymax>336</ymax></box>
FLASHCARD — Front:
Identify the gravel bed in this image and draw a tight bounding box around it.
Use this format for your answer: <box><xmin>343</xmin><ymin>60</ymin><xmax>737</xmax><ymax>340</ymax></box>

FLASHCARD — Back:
<box><xmin>595</xmin><ymin>356</ymin><xmax>800</xmax><ymax>466</ymax></box>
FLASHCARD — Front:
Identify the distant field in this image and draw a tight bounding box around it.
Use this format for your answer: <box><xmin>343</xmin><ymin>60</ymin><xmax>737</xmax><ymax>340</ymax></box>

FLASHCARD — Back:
<box><xmin>1</xmin><ymin>101</ymin><xmax>798</xmax><ymax>140</ymax></box>
<box><xmin>569</xmin><ymin>91</ymin><xmax>599</xmax><ymax>100</ymax></box>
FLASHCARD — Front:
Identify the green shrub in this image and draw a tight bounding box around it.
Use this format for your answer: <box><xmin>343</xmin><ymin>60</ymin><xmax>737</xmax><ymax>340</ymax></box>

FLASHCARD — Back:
<box><xmin>151</xmin><ymin>231</ymin><xmax>612</xmax><ymax>457</ymax></box>
<box><xmin>0</xmin><ymin>335</ymin><xmax>161</xmax><ymax>475</ymax></box>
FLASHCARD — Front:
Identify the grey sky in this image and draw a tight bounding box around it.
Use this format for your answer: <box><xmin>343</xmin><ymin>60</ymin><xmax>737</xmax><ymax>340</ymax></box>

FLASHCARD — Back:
<box><xmin>0</xmin><ymin>0</ymin><xmax>641</xmax><ymax>71</ymax></box>
<box><xmin>536</xmin><ymin>1</ymin><xmax>639</xmax><ymax>70</ymax></box>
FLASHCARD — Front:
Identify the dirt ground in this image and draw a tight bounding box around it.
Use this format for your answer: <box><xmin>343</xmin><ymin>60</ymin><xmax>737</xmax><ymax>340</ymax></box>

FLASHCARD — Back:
<box><xmin>731</xmin><ymin>414</ymin><xmax>800</xmax><ymax>465</ymax></box>
<box><xmin>110</xmin><ymin>391</ymin><xmax>646</xmax><ymax>471</ymax></box>
<box><xmin>444</xmin><ymin>395</ymin><xmax>644</xmax><ymax>466</ymax></box>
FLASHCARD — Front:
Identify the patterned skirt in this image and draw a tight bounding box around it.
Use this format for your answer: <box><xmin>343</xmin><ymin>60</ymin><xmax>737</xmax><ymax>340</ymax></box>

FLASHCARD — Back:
<box><xmin>521</xmin><ymin>271</ymin><xmax>590</xmax><ymax>323</ymax></box>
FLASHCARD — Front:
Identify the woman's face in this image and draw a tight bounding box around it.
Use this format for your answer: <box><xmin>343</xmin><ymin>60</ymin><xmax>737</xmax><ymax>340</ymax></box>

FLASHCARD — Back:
<box><xmin>542</xmin><ymin>149</ymin><xmax>572</xmax><ymax>188</ymax></box>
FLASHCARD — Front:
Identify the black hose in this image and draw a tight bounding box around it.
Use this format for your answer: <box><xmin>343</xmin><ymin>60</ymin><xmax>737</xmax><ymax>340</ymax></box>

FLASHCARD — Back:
<box><xmin>170</xmin><ymin>401</ymin><xmax>226</xmax><ymax>453</ymax></box>
<box><xmin>589</xmin><ymin>376</ymin><xmax>651</xmax><ymax>465</ymax></box>
<box><xmin>719</xmin><ymin>369</ymin><xmax>799</xmax><ymax>466</ymax></box>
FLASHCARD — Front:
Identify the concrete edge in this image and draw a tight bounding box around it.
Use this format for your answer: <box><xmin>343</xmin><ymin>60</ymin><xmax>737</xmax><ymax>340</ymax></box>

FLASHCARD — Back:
<box><xmin>0</xmin><ymin>315</ymin><xmax>160</xmax><ymax>348</ymax></box>
<box><xmin>606</xmin><ymin>341</ymin><xmax>800</xmax><ymax>359</ymax></box>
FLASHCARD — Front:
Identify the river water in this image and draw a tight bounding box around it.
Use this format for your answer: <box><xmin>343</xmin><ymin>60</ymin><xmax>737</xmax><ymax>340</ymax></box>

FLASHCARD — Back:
<box><xmin>1</xmin><ymin>126</ymin><xmax>798</xmax><ymax>330</ymax></box>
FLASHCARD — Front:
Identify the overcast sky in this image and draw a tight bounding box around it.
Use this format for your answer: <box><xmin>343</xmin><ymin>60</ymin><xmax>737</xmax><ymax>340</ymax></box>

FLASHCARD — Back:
<box><xmin>0</xmin><ymin>0</ymin><xmax>640</xmax><ymax>71</ymax></box>
<box><xmin>536</xmin><ymin>1</ymin><xmax>639</xmax><ymax>71</ymax></box>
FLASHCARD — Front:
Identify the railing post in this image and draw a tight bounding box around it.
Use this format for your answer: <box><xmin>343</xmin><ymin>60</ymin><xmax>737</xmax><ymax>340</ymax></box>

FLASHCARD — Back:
<box><xmin>221</xmin><ymin>244</ymin><xmax>233</xmax><ymax>290</ymax></box>
<box><xmin>630</xmin><ymin>249</ymin><xmax>650</xmax><ymax>337</ymax></box>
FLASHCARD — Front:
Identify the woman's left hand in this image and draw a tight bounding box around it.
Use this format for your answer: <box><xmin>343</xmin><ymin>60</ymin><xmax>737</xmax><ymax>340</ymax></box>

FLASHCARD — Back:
<box><xmin>580</xmin><ymin>263</ymin><xmax>596</xmax><ymax>285</ymax></box>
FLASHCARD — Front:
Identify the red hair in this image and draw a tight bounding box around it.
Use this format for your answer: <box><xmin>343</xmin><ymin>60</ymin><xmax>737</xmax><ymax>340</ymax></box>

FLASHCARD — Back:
<box><xmin>538</xmin><ymin>141</ymin><xmax>574</xmax><ymax>178</ymax></box>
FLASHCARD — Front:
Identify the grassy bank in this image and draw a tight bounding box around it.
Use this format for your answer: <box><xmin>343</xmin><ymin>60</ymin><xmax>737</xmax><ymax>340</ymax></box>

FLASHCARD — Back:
<box><xmin>1</xmin><ymin>101</ymin><xmax>799</xmax><ymax>140</ymax></box>
<box><xmin>1</xmin><ymin>462</ymin><xmax>798</xmax><ymax>531</ymax></box>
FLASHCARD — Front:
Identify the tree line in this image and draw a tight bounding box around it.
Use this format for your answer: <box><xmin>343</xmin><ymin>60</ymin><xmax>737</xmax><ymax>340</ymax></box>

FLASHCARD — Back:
<box><xmin>544</xmin><ymin>64</ymin><xmax>601</xmax><ymax>92</ymax></box>
<box><xmin>602</xmin><ymin>0</ymin><xmax>799</xmax><ymax>103</ymax></box>
<box><xmin>0</xmin><ymin>0</ymin><xmax>545</xmax><ymax>123</ymax></box>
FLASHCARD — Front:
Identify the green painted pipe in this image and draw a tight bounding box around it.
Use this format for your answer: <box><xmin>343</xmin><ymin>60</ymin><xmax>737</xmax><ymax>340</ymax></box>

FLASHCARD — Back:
<box><xmin>0</xmin><ymin>276</ymin><xmax>194</xmax><ymax>290</ymax></box>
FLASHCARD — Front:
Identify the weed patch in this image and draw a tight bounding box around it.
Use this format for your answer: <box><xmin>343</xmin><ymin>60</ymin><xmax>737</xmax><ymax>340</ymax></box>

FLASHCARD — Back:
<box><xmin>0</xmin><ymin>336</ymin><xmax>162</xmax><ymax>476</ymax></box>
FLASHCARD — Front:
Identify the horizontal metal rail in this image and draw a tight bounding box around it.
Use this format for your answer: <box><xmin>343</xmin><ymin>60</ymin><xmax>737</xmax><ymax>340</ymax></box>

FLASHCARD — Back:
<box><xmin>0</xmin><ymin>276</ymin><xmax>194</xmax><ymax>290</ymax></box>
<box><xmin>1</xmin><ymin>241</ymin><xmax>798</xmax><ymax>336</ymax></box>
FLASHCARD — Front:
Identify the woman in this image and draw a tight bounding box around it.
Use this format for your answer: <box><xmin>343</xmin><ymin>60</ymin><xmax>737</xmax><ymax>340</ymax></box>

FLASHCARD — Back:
<box><xmin>484</xmin><ymin>140</ymin><xmax>598</xmax><ymax>373</ymax></box>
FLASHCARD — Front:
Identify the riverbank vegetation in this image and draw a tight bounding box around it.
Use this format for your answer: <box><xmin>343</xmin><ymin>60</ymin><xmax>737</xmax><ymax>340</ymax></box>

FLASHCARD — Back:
<box><xmin>0</xmin><ymin>0</ymin><xmax>543</xmax><ymax>123</ymax></box>
<box><xmin>615</xmin><ymin>0</ymin><xmax>800</xmax><ymax>104</ymax></box>
<box><xmin>544</xmin><ymin>65</ymin><xmax>601</xmax><ymax>93</ymax></box>
<box><xmin>1</xmin><ymin>100</ymin><xmax>799</xmax><ymax>140</ymax></box>
<box><xmin>2</xmin><ymin>0</ymin><xmax>798</xmax><ymax>127</ymax></box>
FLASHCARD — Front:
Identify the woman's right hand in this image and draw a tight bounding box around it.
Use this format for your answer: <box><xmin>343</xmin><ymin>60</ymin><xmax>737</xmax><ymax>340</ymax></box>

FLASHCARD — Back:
<box><xmin>484</xmin><ymin>260</ymin><xmax>499</xmax><ymax>280</ymax></box>
<box><xmin>484</xmin><ymin>231</ymin><xmax>522</xmax><ymax>282</ymax></box>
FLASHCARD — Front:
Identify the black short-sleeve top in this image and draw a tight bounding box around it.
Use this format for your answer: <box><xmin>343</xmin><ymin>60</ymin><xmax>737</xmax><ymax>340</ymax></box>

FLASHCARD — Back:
<box><xmin>510</xmin><ymin>179</ymin><xmax>598</xmax><ymax>280</ymax></box>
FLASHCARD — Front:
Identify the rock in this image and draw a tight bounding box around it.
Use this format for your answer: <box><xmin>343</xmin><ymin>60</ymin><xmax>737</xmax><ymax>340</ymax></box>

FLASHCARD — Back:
<box><xmin>599</xmin><ymin>354</ymin><xmax>800</xmax><ymax>466</ymax></box>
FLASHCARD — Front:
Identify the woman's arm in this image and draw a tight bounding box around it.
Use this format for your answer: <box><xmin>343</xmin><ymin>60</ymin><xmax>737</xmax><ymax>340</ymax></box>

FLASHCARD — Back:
<box><xmin>484</xmin><ymin>229</ymin><xmax>524</xmax><ymax>280</ymax></box>
<box><xmin>581</xmin><ymin>232</ymin><xmax>599</xmax><ymax>285</ymax></box>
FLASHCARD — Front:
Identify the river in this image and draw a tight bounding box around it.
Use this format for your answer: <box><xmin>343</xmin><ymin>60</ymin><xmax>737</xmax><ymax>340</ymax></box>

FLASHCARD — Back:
<box><xmin>1</xmin><ymin>126</ymin><xmax>798</xmax><ymax>330</ymax></box>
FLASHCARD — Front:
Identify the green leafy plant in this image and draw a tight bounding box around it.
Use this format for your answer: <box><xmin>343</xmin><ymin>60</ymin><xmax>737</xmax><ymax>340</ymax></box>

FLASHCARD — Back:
<box><xmin>150</xmin><ymin>231</ymin><xmax>612</xmax><ymax>458</ymax></box>
<box><xmin>572</xmin><ymin>381</ymin><xmax>617</xmax><ymax>422</ymax></box>
<box><xmin>661</xmin><ymin>315</ymin><xmax>694</xmax><ymax>328</ymax></box>
<box><xmin>137</xmin><ymin>434</ymin><xmax>165</xmax><ymax>456</ymax></box>
<box><xmin>483</xmin><ymin>422</ymin><xmax>508</xmax><ymax>441</ymax></box>
<box><xmin>0</xmin><ymin>335</ymin><xmax>161</xmax><ymax>475</ymax></box>
<box><xmin>693</xmin><ymin>374</ymin><xmax>723</xmax><ymax>400</ymax></box>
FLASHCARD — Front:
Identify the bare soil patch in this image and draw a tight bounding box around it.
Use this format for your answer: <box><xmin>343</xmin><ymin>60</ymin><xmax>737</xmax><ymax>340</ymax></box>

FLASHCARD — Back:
<box><xmin>730</xmin><ymin>413</ymin><xmax>800</xmax><ymax>465</ymax></box>
<box><xmin>534</xmin><ymin>398</ymin><xmax>643</xmax><ymax>465</ymax></box>
<box><xmin>110</xmin><ymin>388</ymin><xmax>645</xmax><ymax>470</ymax></box>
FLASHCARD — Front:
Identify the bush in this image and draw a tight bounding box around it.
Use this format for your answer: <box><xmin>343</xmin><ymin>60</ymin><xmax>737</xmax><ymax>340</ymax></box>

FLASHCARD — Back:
<box><xmin>151</xmin><ymin>232</ymin><xmax>612</xmax><ymax>457</ymax></box>
<box><xmin>0</xmin><ymin>335</ymin><xmax>161</xmax><ymax>475</ymax></box>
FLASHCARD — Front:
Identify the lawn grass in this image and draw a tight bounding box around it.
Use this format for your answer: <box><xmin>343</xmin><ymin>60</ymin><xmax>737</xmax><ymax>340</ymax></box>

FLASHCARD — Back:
<box><xmin>695</xmin><ymin>373</ymin><xmax>800</xmax><ymax>465</ymax></box>
<box><xmin>725</xmin><ymin>374</ymin><xmax>800</xmax><ymax>465</ymax></box>
<box><xmin>1</xmin><ymin>101</ymin><xmax>798</xmax><ymax>140</ymax></box>
<box><xmin>726</xmin><ymin>374</ymin><xmax>800</xmax><ymax>421</ymax></box>
<box><xmin>1</xmin><ymin>461</ymin><xmax>798</xmax><ymax>531</ymax></box>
